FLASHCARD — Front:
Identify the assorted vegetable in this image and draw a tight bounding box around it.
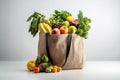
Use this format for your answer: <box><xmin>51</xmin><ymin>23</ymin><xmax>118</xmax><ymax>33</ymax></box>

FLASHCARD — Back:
<box><xmin>26</xmin><ymin>10</ymin><xmax>92</xmax><ymax>73</ymax></box>
<box><xmin>26</xmin><ymin>55</ymin><xmax>62</xmax><ymax>73</ymax></box>
<box><xmin>27</xmin><ymin>10</ymin><xmax>92</xmax><ymax>39</ymax></box>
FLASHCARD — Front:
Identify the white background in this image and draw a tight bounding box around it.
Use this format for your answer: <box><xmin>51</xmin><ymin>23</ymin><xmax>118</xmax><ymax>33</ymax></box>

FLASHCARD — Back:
<box><xmin>0</xmin><ymin>0</ymin><xmax>120</xmax><ymax>61</ymax></box>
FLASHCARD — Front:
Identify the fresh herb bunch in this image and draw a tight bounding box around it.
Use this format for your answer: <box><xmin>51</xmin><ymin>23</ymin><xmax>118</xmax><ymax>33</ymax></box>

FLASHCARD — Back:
<box><xmin>76</xmin><ymin>11</ymin><xmax>91</xmax><ymax>39</ymax></box>
<box><xmin>49</xmin><ymin>10</ymin><xmax>71</xmax><ymax>24</ymax></box>
<box><xmin>27</xmin><ymin>12</ymin><xmax>45</xmax><ymax>37</ymax></box>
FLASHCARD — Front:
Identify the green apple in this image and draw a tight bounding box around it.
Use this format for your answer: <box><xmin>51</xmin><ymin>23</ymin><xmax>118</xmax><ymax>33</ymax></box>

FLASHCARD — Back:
<box><xmin>62</xmin><ymin>21</ymin><xmax>70</xmax><ymax>27</ymax></box>
<box><xmin>68</xmin><ymin>26</ymin><xmax>77</xmax><ymax>34</ymax></box>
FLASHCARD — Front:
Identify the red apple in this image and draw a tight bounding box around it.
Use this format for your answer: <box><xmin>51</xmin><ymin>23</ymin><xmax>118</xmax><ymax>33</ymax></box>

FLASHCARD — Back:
<box><xmin>71</xmin><ymin>19</ymin><xmax>79</xmax><ymax>27</ymax></box>
<box><xmin>52</xmin><ymin>28</ymin><xmax>60</xmax><ymax>34</ymax></box>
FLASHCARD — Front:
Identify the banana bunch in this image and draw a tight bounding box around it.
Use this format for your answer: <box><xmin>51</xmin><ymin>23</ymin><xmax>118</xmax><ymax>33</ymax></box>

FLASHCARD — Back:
<box><xmin>44</xmin><ymin>20</ymin><xmax>52</xmax><ymax>26</ymax></box>
<box><xmin>38</xmin><ymin>23</ymin><xmax>52</xmax><ymax>34</ymax></box>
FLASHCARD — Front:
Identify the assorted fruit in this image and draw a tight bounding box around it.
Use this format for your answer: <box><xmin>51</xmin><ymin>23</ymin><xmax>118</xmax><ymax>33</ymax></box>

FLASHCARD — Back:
<box><xmin>26</xmin><ymin>55</ymin><xmax>62</xmax><ymax>73</ymax></box>
<box><xmin>27</xmin><ymin>10</ymin><xmax>91</xmax><ymax>39</ymax></box>
<box><xmin>26</xmin><ymin>10</ymin><xmax>92</xmax><ymax>74</ymax></box>
<box><xmin>26</xmin><ymin>10</ymin><xmax>92</xmax><ymax>73</ymax></box>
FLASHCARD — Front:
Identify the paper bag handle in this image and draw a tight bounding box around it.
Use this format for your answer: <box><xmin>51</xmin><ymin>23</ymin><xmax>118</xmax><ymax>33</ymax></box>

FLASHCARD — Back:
<box><xmin>46</xmin><ymin>33</ymin><xmax>72</xmax><ymax>67</ymax></box>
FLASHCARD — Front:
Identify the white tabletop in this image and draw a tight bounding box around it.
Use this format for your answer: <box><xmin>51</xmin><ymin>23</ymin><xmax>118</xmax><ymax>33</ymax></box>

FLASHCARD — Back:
<box><xmin>0</xmin><ymin>61</ymin><xmax>120</xmax><ymax>80</ymax></box>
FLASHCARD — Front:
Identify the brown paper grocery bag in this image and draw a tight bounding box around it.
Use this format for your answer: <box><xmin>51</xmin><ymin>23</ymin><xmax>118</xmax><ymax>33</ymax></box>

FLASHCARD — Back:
<box><xmin>38</xmin><ymin>33</ymin><xmax>86</xmax><ymax>69</ymax></box>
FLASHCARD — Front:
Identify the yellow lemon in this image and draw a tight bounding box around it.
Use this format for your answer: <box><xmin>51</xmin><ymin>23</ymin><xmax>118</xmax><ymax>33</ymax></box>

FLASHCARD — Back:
<box><xmin>27</xmin><ymin>60</ymin><xmax>36</xmax><ymax>71</ymax></box>
<box><xmin>66</xmin><ymin>16</ymin><xmax>75</xmax><ymax>22</ymax></box>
